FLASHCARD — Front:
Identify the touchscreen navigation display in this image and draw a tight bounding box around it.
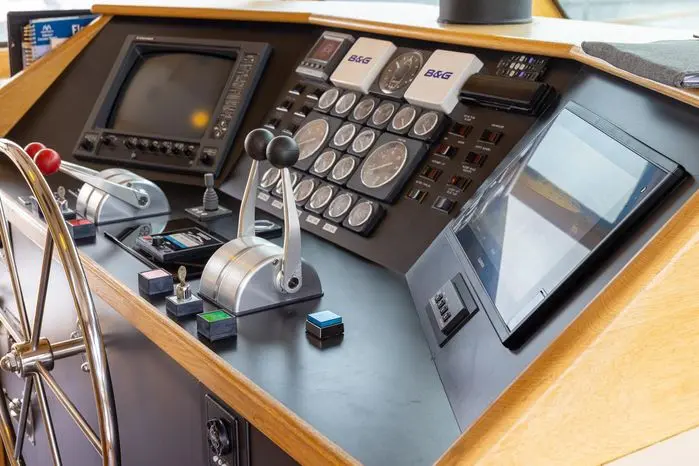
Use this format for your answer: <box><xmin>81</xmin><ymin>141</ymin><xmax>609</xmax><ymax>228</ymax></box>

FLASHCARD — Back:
<box><xmin>453</xmin><ymin>102</ymin><xmax>683</xmax><ymax>346</ymax></box>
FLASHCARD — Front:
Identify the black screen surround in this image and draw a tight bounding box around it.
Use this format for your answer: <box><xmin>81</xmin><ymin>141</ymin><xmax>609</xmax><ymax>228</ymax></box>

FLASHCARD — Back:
<box><xmin>73</xmin><ymin>35</ymin><xmax>270</xmax><ymax>176</ymax></box>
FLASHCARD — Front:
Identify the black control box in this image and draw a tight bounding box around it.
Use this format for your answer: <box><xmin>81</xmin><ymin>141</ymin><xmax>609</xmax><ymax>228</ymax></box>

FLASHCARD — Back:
<box><xmin>74</xmin><ymin>35</ymin><xmax>270</xmax><ymax>176</ymax></box>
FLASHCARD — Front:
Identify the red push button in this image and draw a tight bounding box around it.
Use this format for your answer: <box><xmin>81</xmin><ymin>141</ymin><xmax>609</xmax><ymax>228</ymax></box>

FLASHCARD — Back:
<box><xmin>480</xmin><ymin>129</ymin><xmax>503</xmax><ymax>145</ymax></box>
<box><xmin>464</xmin><ymin>152</ymin><xmax>487</xmax><ymax>167</ymax></box>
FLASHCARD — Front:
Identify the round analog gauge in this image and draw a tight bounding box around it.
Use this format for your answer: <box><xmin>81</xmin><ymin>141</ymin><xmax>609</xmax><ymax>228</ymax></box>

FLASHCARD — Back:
<box><xmin>351</xmin><ymin>129</ymin><xmax>376</xmax><ymax>155</ymax></box>
<box><xmin>371</xmin><ymin>102</ymin><xmax>397</xmax><ymax>127</ymax></box>
<box><xmin>327</xmin><ymin>193</ymin><xmax>353</xmax><ymax>219</ymax></box>
<box><xmin>391</xmin><ymin>106</ymin><xmax>417</xmax><ymax>131</ymax></box>
<box><xmin>352</xmin><ymin>98</ymin><xmax>376</xmax><ymax>121</ymax></box>
<box><xmin>334</xmin><ymin>93</ymin><xmax>357</xmax><ymax>115</ymax></box>
<box><xmin>308</xmin><ymin>185</ymin><xmax>334</xmax><ymax>210</ymax></box>
<box><xmin>294</xmin><ymin>119</ymin><xmax>329</xmax><ymax>160</ymax></box>
<box><xmin>333</xmin><ymin>123</ymin><xmax>357</xmax><ymax>148</ymax></box>
<box><xmin>312</xmin><ymin>150</ymin><xmax>337</xmax><ymax>175</ymax></box>
<box><xmin>331</xmin><ymin>157</ymin><xmax>357</xmax><ymax>182</ymax></box>
<box><xmin>413</xmin><ymin>111</ymin><xmax>439</xmax><ymax>136</ymax></box>
<box><xmin>294</xmin><ymin>179</ymin><xmax>316</xmax><ymax>203</ymax></box>
<box><xmin>379</xmin><ymin>51</ymin><xmax>424</xmax><ymax>95</ymax></box>
<box><xmin>274</xmin><ymin>171</ymin><xmax>300</xmax><ymax>196</ymax></box>
<box><xmin>318</xmin><ymin>88</ymin><xmax>340</xmax><ymax>111</ymax></box>
<box><xmin>348</xmin><ymin>201</ymin><xmax>374</xmax><ymax>227</ymax></box>
<box><xmin>261</xmin><ymin>167</ymin><xmax>281</xmax><ymax>189</ymax></box>
<box><xmin>361</xmin><ymin>141</ymin><xmax>408</xmax><ymax>189</ymax></box>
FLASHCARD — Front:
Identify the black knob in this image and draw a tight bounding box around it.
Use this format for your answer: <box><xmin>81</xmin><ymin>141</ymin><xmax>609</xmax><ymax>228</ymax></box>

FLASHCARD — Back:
<box><xmin>206</xmin><ymin>418</ymin><xmax>232</xmax><ymax>456</ymax></box>
<box><xmin>244</xmin><ymin>128</ymin><xmax>274</xmax><ymax>161</ymax></box>
<box><xmin>124</xmin><ymin>137</ymin><xmax>137</xmax><ymax>149</ymax></box>
<box><xmin>266</xmin><ymin>135</ymin><xmax>299</xmax><ymax>168</ymax></box>
<box><xmin>137</xmin><ymin>139</ymin><xmax>149</xmax><ymax>150</ymax></box>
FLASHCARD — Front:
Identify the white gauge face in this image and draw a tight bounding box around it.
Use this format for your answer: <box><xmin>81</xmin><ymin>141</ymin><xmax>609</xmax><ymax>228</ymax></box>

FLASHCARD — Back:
<box><xmin>360</xmin><ymin>141</ymin><xmax>408</xmax><ymax>189</ymax></box>
<box><xmin>371</xmin><ymin>102</ymin><xmax>397</xmax><ymax>126</ymax></box>
<box><xmin>348</xmin><ymin>201</ymin><xmax>374</xmax><ymax>227</ymax></box>
<box><xmin>327</xmin><ymin>193</ymin><xmax>353</xmax><ymax>219</ymax></box>
<box><xmin>333</xmin><ymin>123</ymin><xmax>357</xmax><ymax>147</ymax></box>
<box><xmin>331</xmin><ymin>157</ymin><xmax>357</xmax><ymax>182</ymax></box>
<box><xmin>413</xmin><ymin>111</ymin><xmax>439</xmax><ymax>136</ymax></box>
<box><xmin>379</xmin><ymin>51</ymin><xmax>424</xmax><ymax>95</ymax></box>
<box><xmin>294</xmin><ymin>119</ymin><xmax>329</xmax><ymax>160</ymax></box>
<box><xmin>352</xmin><ymin>98</ymin><xmax>376</xmax><ymax>121</ymax></box>
<box><xmin>351</xmin><ymin>129</ymin><xmax>376</xmax><ymax>155</ymax></box>
<box><xmin>391</xmin><ymin>106</ymin><xmax>417</xmax><ymax>131</ymax></box>
<box><xmin>294</xmin><ymin>179</ymin><xmax>316</xmax><ymax>203</ymax></box>
<box><xmin>261</xmin><ymin>167</ymin><xmax>281</xmax><ymax>189</ymax></box>
<box><xmin>318</xmin><ymin>88</ymin><xmax>340</xmax><ymax>111</ymax></box>
<box><xmin>334</xmin><ymin>93</ymin><xmax>357</xmax><ymax>115</ymax></box>
<box><xmin>313</xmin><ymin>150</ymin><xmax>337</xmax><ymax>175</ymax></box>
<box><xmin>274</xmin><ymin>172</ymin><xmax>300</xmax><ymax>195</ymax></box>
<box><xmin>309</xmin><ymin>185</ymin><xmax>334</xmax><ymax>210</ymax></box>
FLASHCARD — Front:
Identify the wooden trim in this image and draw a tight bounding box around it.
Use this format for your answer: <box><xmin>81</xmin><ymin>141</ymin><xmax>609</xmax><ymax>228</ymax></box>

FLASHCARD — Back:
<box><xmin>0</xmin><ymin>48</ymin><xmax>9</xmax><ymax>79</ymax></box>
<box><xmin>570</xmin><ymin>46</ymin><xmax>699</xmax><ymax>110</ymax></box>
<box><xmin>0</xmin><ymin>192</ymin><xmax>357</xmax><ymax>466</ymax></box>
<box><xmin>90</xmin><ymin>1</ymin><xmax>697</xmax><ymax>110</ymax></box>
<box><xmin>437</xmin><ymin>191</ymin><xmax>699</xmax><ymax>465</ymax></box>
<box><xmin>0</xmin><ymin>16</ymin><xmax>111</xmax><ymax>138</ymax></box>
<box><xmin>308</xmin><ymin>15</ymin><xmax>573</xmax><ymax>58</ymax></box>
<box><xmin>90</xmin><ymin>4</ymin><xmax>310</xmax><ymax>23</ymax></box>
<box><xmin>533</xmin><ymin>0</ymin><xmax>564</xmax><ymax>18</ymax></box>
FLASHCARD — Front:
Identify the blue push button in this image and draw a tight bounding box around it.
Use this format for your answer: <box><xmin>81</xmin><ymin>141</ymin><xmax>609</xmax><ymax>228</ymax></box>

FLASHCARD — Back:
<box><xmin>307</xmin><ymin>311</ymin><xmax>342</xmax><ymax>328</ymax></box>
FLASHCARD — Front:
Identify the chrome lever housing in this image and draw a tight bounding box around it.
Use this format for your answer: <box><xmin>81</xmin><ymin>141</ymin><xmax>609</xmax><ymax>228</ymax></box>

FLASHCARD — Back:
<box><xmin>199</xmin><ymin>132</ymin><xmax>322</xmax><ymax>316</ymax></box>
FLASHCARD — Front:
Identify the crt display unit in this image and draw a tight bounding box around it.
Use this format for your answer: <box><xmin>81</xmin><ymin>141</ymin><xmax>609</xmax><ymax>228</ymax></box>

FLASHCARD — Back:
<box><xmin>452</xmin><ymin>101</ymin><xmax>685</xmax><ymax>348</ymax></box>
<box><xmin>74</xmin><ymin>35</ymin><xmax>271</xmax><ymax>176</ymax></box>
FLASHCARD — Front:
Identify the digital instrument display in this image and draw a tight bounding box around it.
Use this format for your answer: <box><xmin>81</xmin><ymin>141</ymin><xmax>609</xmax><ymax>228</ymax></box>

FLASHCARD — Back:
<box><xmin>109</xmin><ymin>53</ymin><xmax>235</xmax><ymax>139</ymax></box>
<box><xmin>308</xmin><ymin>38</ymin><xmax>342</xmax><ymax>63</ymax></box>
<box><xmin>296</xmin><ymin>31</ymin><xmax>355</xmax><ymax>81</ymax></box>
<box><xmin>453</xmin><ymin>103</ymin><xmax>683</xmax><ymax>345</ymax></box>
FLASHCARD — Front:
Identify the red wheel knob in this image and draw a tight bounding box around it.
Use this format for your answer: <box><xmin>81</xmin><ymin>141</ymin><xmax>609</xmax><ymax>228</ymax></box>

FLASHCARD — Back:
<box><xmin>24</xmin><ymin>142</ymin><xmax>46</xmax><ymax>159</ymax></box>
<box><xmin>34</xmin><ymin>148</ymin><xmax>61</xmax><ymax>176</ymax></box>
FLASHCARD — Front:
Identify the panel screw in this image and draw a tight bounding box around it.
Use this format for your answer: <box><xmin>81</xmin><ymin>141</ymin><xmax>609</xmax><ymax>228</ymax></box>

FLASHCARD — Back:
<box><xmin>80</xmin><ymin>362</ymin><xmax>90</xmax><ymax>373</ymax></box>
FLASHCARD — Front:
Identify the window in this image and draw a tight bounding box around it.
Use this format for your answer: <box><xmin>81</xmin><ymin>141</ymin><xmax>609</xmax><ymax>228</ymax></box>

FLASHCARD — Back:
<box><xmin>557</xmin><ymin>0</ymin><xmax>699</xmax><ymax>27</ymax></box>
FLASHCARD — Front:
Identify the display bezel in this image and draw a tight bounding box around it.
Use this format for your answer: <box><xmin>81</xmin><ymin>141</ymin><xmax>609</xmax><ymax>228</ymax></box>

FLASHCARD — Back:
<box><xmin>451</xmin><ymin>101</ymin><xmax>685</xmax><ymax>349</ymax></box>
<box><xmin>74</xmin><ymin>35</ymin><xmax>270</xmax><ymax>176</ymax></box>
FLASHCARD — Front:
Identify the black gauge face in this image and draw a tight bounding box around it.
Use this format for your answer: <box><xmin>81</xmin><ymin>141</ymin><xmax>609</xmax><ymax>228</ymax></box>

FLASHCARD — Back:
<box><xmin>333</xmin><ymin>123</ymin><xmax>357</xmax><ymax>147</ymax></box>
<box><xmin>360</xmin><ymin>141</ymin><xmax>408</xmax><ymax>189</ymax></box>
<box><xmin>294</xmin><ymin>179</ymin><xmax>316</xmax><ymax>203</ymax></box>
<box><xmin>274</xmin><ymin>172</ymin><xmax>300</xmax><ymax>195</ymax></box>
<box><xmin>348</xmin><ymin>201</ymin><xmax>374</xmax><ymax>227</ymax></box>
<box><xmin>352</xmin><ymin>98</ymin><xmax>376</xmax><ymax>121</ymax></box>
<box><xmin>371</xmin><ymin>102</ymin><xmax>397</xmax><ymax>126</ymax></box>
<box><xmin>413</xmin><ymin>111</ymin><xmax>439</xmax><ymax>136</ymax></box>
<box><xmin>334</xmin><ymin>93</ymin><xmax>357</xmax><ymax>115</ymax></box>
<box><xmin>391</xmin><ymin>106</ymin><xmax>417</xmax><ymax>131</ymax></box>
<box><xmin>351</xmin><ymin>129</ymin><xmax>376</xmax><ymax>155</ymax></box>
<box><xmin>379</xmin><ymin>51</ymin><xmax>424</xmax><ymax>95</ymax></box>
<box><xmin>309</xmin><ymin>185</ymin><xmax>334</xmax><ymax>210</ymax></box>
<box><xmin>331</xmin><ymin>157</ymin><xmax>357</xmax><ymax>182</ymax></box>
<box><xmin>294</xmin><ymin>119</ymin><xmax>329</xmax><ymax>160</ymax></box>
<box><xmin>261</xmin><ymin>167</ymin><xmax>281</xmax><ymax>189</ymax></box>
<box><xmin>318</xmin><ymin>88</ymin><xmax>340</xmax><ymax>111</ymax></box>
<box><xmin>313</xmin><ymin>150</ymin><xmax>337</xmax><ymax>174</ymax></box>
<box><xmin>327</xmin><ymin>193</ymin><xmax>353</xmax><ymax>219</ymax></box>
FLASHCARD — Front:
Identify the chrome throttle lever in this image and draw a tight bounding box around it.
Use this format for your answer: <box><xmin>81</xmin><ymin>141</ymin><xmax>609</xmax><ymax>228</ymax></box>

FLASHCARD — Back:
<box><xmin>266</xmin><ymin>136</ymin><xmax>303</xmax><ymax>294</ymax></box>
<box><xmin>59</xmin><ymin>161</ymin><xmax>151</xmax><ymax>209</ymax></box>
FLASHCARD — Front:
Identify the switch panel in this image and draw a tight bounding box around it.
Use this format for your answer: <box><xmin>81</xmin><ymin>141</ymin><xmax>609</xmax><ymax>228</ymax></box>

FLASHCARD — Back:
<box><xmin>428</xmin><ymin>274</ymin><xmax>477</xmax><ymax>340</ymax></box>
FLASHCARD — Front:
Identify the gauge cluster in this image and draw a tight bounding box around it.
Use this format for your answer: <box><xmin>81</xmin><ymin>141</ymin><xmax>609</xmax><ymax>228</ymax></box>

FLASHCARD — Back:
<box><xmin>249</xmin><ymin>30</ymin><xmax>573</xmax><ymax>272</ymax></box>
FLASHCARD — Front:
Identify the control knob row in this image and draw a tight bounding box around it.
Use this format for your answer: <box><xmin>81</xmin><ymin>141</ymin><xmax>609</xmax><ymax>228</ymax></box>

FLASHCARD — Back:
<box><xmin>123</xmin><ymin>137</ymin><xmax>195</xmax><ymax>156</ymax></box>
